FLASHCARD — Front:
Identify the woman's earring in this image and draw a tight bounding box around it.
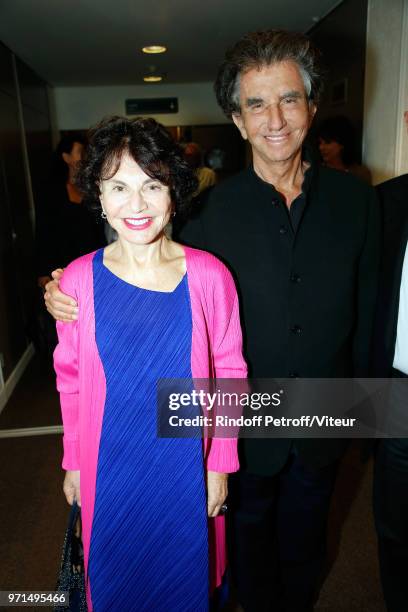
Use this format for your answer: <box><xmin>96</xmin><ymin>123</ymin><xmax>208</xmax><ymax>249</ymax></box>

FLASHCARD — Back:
<box><xmin>172</xmin><ymin>211</ymin><xmax>176</xmax><ymax>217</ymax></box>
<box><xmin>101</xmin><ymin>210</ymin><xmax>107</xmax><ymax>219</ymax></box>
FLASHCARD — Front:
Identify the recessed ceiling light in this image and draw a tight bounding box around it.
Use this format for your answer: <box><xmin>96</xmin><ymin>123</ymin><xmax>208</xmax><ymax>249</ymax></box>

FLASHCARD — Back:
<box><xmin>142</xmin><ymin>45</ymin><xmax>167</xmax><ymax>54</ymax></box>
<box><xmin>143</xmin><ymin>75</ymin><xmax>163</xmax><ymax>82</ymax></box>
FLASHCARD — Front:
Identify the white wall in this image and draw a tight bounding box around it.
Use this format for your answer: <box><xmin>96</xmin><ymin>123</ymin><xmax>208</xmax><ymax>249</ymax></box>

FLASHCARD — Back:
<box><xmin>364</xmin><ymin>0</ymin><xmax>408</xmax><ymax>184</ymax></box>
<box><xmin>54</xmin><ymin>81</ymin><xmax>227</xmax><ymax>130</ymax></box>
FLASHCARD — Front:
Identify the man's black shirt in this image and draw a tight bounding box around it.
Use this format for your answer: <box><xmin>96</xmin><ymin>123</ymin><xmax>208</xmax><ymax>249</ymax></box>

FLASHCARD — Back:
<box><xmin>179</xmin><ymin>160</ymin><xmax>380</xmax><ymax>474</ymax></box>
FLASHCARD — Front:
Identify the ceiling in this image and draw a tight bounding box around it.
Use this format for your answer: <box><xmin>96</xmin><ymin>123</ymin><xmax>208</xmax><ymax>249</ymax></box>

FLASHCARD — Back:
<box><xmin>0</xmin><ymin>0</ymin><xmax>342</xmax><ymax>87</ymax></box>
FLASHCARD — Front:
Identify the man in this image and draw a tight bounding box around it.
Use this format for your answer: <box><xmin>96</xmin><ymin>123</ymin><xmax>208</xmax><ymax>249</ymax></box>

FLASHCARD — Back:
<box><xmin>46</xmin><ymin>30</ymin><xmax>380</xmax><ymax>612</ymax></box>
<box><xmin>372</xmin><ymin>111</ymin><xmax>408</xmax><ymax>612</ymax></box>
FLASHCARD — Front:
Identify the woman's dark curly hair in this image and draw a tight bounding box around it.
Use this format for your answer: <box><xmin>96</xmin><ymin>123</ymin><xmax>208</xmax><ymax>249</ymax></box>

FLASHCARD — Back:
<box><xmin>76</xmin><ymin>116</ymin><xmax>198</xmax><ymax>215</ymax></box>
<box><xmin>215</xmin><ymin>29</ymin><xmax>324</xmax><ymax>118</ymax></box>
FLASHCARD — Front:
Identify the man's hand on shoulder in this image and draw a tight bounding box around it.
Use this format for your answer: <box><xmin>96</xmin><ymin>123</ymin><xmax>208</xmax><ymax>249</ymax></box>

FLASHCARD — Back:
<box><xmin>44</xmin><ymin>268</ymin><xmax>78</xmax><ymax>322</ymax></box>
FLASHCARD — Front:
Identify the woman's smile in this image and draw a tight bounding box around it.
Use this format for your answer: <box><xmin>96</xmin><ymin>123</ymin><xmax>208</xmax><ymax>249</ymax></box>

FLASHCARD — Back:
<box><xmin>123</xmin><ymin>217</ymin><xmax>153</xmax><ymax>230</ymax></box>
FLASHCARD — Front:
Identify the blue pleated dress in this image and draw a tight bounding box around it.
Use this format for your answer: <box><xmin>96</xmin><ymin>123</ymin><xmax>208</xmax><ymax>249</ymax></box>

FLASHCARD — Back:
<box><xmin>88</xmin><ymin>249</ymin><xmax>209</xmax><ymax>611</ymax></box>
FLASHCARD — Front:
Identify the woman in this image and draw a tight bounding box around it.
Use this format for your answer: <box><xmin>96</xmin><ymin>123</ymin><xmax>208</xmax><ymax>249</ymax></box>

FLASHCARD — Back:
<box><xmin>317</xmin><ymin>115</ymin><xmax>372</xmax><ymax>184</ymax></box>
<box><xmin>53</xmin><ymin>116</ymin><xmax>247</xmax><ymax>611</ymax></box>
<box><xmin>36</xmin><ymin>133</ymin><xmax>106</xmax><ymax>290</ymax></box>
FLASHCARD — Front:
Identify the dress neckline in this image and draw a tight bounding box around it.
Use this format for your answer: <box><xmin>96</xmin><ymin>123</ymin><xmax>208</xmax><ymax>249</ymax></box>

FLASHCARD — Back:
<box><xmin>98</xmin><ymin>248</ymin><xmax>187</xmax><ymax>294</ymax></box>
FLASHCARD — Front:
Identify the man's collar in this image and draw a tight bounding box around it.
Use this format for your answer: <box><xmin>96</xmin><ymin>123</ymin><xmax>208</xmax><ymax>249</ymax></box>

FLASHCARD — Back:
<box><xmin>248</xmin><ymin>145</ymin><xmax>316</xmax><ymax>196</ymax></box>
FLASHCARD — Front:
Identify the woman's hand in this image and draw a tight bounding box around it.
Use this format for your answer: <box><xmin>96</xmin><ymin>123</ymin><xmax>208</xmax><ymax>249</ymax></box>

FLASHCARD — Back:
<box><xmin>207</xmin><ymin>471</ymin><xmax>228</xmax><ymax>517</ymax></box>
<box><xmin>44</xmin><ymin>269</ymin><xmax>78</xmax><ymax>322</ymax></box>
<box><xmin>63</xmin><ymin>470</ymin><xmax>81</xmax><ymax>506</ymax></box>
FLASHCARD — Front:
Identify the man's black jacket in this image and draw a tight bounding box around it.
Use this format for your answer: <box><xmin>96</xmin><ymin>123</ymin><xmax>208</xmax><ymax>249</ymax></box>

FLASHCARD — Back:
<box><xmin>179</xmin><ymin>162</ymin><xmax>380</xmax><ymax>476</ymax></box>
<box><xmin>372</xmin><ymin>173</ymin><xmax>408</xmax><ymax>376</ymax></box>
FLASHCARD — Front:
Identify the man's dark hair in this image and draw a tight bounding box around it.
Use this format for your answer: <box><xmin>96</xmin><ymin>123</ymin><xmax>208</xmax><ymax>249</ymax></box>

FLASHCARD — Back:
<box><xmin>76</xmin><ymin>116</ymin><xmax>198</xmax><ymax>215</ymax></box>
<box><xmin>215</xmin><ymin>30</ymin><xmax>324</xmax><ymax>117</ymax></box>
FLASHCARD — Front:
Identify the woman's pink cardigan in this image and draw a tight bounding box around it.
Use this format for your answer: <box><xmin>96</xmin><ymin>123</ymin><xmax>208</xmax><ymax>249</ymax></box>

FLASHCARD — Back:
<box><xmin>54</xmin><ymin>246</ymin><xmax>247</xmax><ymax>607</ymax></box>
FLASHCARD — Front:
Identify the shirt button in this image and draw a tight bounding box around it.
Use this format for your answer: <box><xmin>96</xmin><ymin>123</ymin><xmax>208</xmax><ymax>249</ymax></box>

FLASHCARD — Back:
<box><xmin>291</xmin><ymin>325</ymin><xmax>302</xmax><ymax>335</ymax></box>
<box><xmin>279</xmin><ymin>226</ymin><xmax>288</xmax><ymax>235</ymax></box>
<box><xmin>291</xmin><ymin>274</ymin><xmax>301</xmax><ymax>283</ymax></box>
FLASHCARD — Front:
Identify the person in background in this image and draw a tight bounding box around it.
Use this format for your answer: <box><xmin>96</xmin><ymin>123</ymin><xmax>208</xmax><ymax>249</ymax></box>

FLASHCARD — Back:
<box><xmin>317</xmin><ymin>115</ymin><xmax>372</xmax><ymax>184</ymax></box>
<box><xmin>35</xmin><ymin>133</ymin><xmax>106</xmax><ymax>290</ymax></box>
<box><xmin>183</xmin><ymin>142</ymin><xmax>217</xmax><ymax>195</ymax></box>
<box><xmin>53</xmin><ymin>116</ymin><xmax>247</xmax><ymax>611</ymax></box>
<box><xmin>372</xmin><ymin>110</ymin><xmax>408</xmax><ymax>612</ymax></box>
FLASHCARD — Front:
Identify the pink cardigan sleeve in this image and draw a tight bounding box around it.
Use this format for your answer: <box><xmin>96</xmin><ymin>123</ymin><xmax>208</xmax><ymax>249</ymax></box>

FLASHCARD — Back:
<box><xmin>53</xmin><ymin>263</ymin><xmax>81</xmax><ymax>471</ymax></box>
<box><xmin>205</xmin><ymin>259</ymin><xmax>247</xmax><ymax>473</ymax></box>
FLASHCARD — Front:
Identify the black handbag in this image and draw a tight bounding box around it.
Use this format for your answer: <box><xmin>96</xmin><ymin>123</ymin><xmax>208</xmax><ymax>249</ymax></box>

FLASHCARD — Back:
<box><xmin>55</xmin><ymin>501</ymin><xmax>87</xmax><ymax>612</ymax></box>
